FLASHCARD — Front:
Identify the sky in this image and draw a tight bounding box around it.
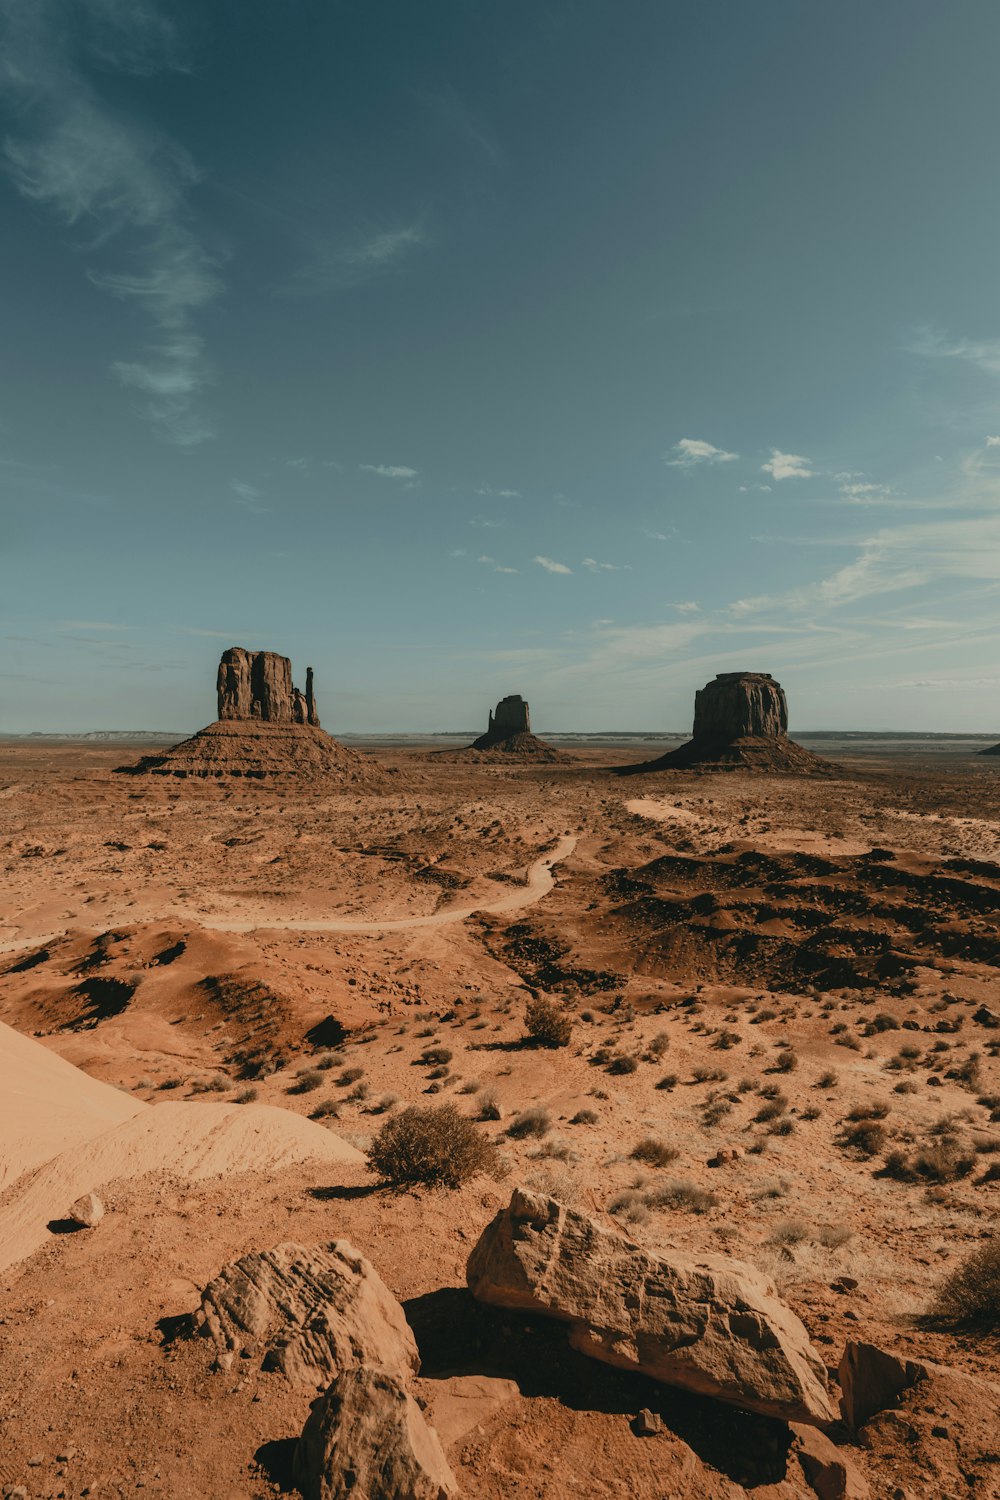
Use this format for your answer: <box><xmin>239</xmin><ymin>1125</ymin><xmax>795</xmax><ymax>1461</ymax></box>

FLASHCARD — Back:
<box><xmin>3</xmin><ymin>0</ymin><xmax>1000</xmax><ymax>734</ymax></box>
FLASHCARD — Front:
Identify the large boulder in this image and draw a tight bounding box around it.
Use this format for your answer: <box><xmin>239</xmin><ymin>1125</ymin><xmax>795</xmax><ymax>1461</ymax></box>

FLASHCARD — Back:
<box><xmin>466</xmin><ymin>1189</ymin><xmax>835</xmax><ymax>1426</ymax></box>
<box><xmin>192</xmin><ymin>1241</ymin><xmax>418</xmax><ymax>1387</ymax></box>
<box><xmin>837</xmin><ymin>1343</ymin><xmax>930</xmax><ymax>1431</ymax></box>
<box><xmin>292</xmin><ymin>1365</ymin><xmax>458</xmax><ymax>1500</ymax></box>
<box><xmin>693</xmin><ymin>672</ymin><xmax>788</xmax><ymax>741</ymax></box>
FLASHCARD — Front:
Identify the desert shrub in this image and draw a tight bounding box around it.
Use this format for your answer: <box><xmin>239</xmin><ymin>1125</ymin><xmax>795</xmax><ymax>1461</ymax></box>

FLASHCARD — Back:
<box><xmin>368</xmin><ymin>1093</ymin><xmax>400</xmax><ymax>1115</ymax></box>
<box><xmin>753</xmin><ymin>1008</ymin><xmax>779</xmax><ymax>1023</ymax></box>
<box><xmin>427</xmin><ymin>1065</ymin><xmax>450</xmax><ymax>1080</ymax></box>
<box><xmin>646</xmin><ymin>1181</ymin><xmax>719</xmax><ymax>1213</ymax></box>
<box><xmin>801</xmin><ymin>1105</ymin><xmax>821</xmax><ymax>1121</ymax></box>
<box><xmin>528</xmin><ymin>1138</ymin><xmax>574</xmax><ymax>1162</ymax></box>
<box><xmin>769</xmin><ymin>1218</ymin><xmax>809</xmax><ymax>1245</ymax></box>
<box><xmin>774</xmin><ymin>1049</ymin><xmax>798</xmax><ymax>1073</ymax></box>
<box><xmin>656</xmin><ymin>1073</ymin><xmax>678</xmax><ymax>1091</ymax></box>
<box><xmin>738</xmin><ymin>1076</ymin><xmax>757</xmax><ymax>1093</ymax></box>
<box><xmin>478</xmin><ymin>1093</ymin><xmax>502</xmax><ymax>1122</ymax></box>
<box><xmin>607</xmin><ymin>1053</ymin><xmax>639</xmax><ymax>1076</ymax></box>
<box><xmin>338</xmin><ymin>1066</ymin><xmax>365</xmax><ymax>1086</ymax></box>
<box><xmin>290</xmin><ymin>1069</ymin><xmax>324</xmax><ymax>1094</ymax></box>
<box><xmin>507</xmin><ymin>1106</ymin><xmax>551</xmax><ymax>1139</ymax></box>
<box><xmin>953</xmin><ymin>1053</ymin><xmax>983</xmax><ymax>1090</ymax></box>
<box><xmin>609</xmin><ymin>1189</ymin><xmax>650</xmax><ymax>1224</ymax></box>
<box><xmin>524</xmin><ymin>996</ymin><xmax>573</xmax><ymax>1048</ymax></box>
<box><xmin>769</xmin><ymin>1117</ymin><xmax>795</xmax><ymax>1136</ymax></box>
<box><xmin>869</xmin><ymin>1013</ymin><xmax>900</xmax><ymax>1033</ymax></box>
<box><xmin>894</xmin><ymin>1079</ymin><xmax>919</xmax><ymax>1094</ymax></box>
<box><xmin>840</xmin><ymin>1119</ymin><xmax>886</xmax><ymax>1156</ymax></box>
<box><xmin>420</xmin><ymin>1046</ymin><xmax>453</xmax><ymax>1066</ymax></box>
<box><xmin>315</xmin><ymin>1053</ymin><xmax>338</xmax><ymax>1070</ymax></box>
<box><xmin>847</xmin><ymin>1101</ymin><xmax>889</xmax><ymax>1121</ymax></box>
<box><xmin>817</xmin><ymin>1224</ymin><xmax>853</xmax><ymax>1249</ymax></box>
<box><xmin>759</xmin><ymin>1082</ymin><xmax>784</xmax><ymax>1099</ymax></box>
<box><xmin>715</xmin><ymin>1030</ymin><xmax>742</xmax><ymax>1050</ymax></box>
<box><xmin>234</xmin><ymin>1085</ymin><xmax>258</xmax><ymax>1104</ymax></box>
<box><xmin>816</xmin><ymin>1069</ymin><xmax>839</xmax><ymax>1089</ymax></box>
<box><xmin>367</xmin><ymin>1103</ymin><xmax>504</xmax><ymax>1188</ymax></box>
<box><xmin>158</xmin><ymin>1077</ymin><xmax>182</xmax><ymax>1090</ymax></box>
<box><xmin>647</xmin><ymin>1031</ymin><xmax>671</xmax><ymax>1058</ymax></box>
<box><xmin>755</xmin><ymin>1096</ymin><xmax>788</xmax><ymax>1124</ymax></box>
<box><xmin>345</xmin><ymin>1082</ymin><xmax>370</xmax><ymax>1102</ymax></box>
<box><xmin>884</xmin><ymin>1140</ymin><xmax>975</xmax><ymax>1183</ymax></box>
<box><xmin>631</xmin><ymin>1137</ymin><xmax>679</xmax><ymax>1167</ymax></box>
<box><xmin>309</xmin><ymin>1097</ymin><xmax>340</xmax><ymax>1119</ymax></box>
<box><xmin>702</xmin><ymin>1099</ymin><xmax>732</xmax><ymax>1127</ymax></box>
<box><xmin>928</xmin><ymin>1238</ymin><xmax>1000</xmax><ymax>1328</ymax></box>
<box><xmin>459</xmin><ymin>1079</ymin><xmax>480</xmax><ymax>1094</ymax></box>
<box><xmin>571</xmin><ymin>1108</ymin><xmax>599</xmax><ymax>1125</ymax></box>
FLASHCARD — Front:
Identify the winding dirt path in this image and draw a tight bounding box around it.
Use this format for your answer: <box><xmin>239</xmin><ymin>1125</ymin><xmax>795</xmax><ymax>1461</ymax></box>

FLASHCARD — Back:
<box><xmin>0</xmin><ymin>835</ymin><xmax>577</xmax><ymax>954</ymax></box>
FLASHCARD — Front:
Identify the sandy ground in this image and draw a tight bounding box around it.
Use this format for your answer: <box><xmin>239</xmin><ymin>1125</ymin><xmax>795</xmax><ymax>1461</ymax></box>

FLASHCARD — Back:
<box><xmin>0</xmin><ymin>738</ymin><xmax>997</xmax><ymax>1499</ymax></box>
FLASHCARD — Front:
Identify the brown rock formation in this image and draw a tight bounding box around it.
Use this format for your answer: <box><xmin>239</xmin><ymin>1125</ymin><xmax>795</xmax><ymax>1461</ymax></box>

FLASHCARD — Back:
<box><xmin>466</xmin><ymin>1188</ymin><xmax>836</xmax><ymax>1426</ymax></box>
<box><xmin>293</xmin><ymin>1365</ymin><xmax>458</xmax><ymax>1500</ymax></box>
<box><xmin>217</xmin><ymin>647</ymin><xmax>319</xmax><ymax>727</ymax></box>
<box><xmin>619</xmin><ymin>671</ymin><xmax>830</xmax><ymax>774</ymax></box>
<box><xmin>457</xmin><ymin>693</ymin><xmax>564</xmax><ymax>759</ymax></box>
<box><xmin>192</xmin><ymin>1240</ymin><xmax>419</xmax><ymax>1387</ymax></box>
<box><xmin>120</xmin><ymin>649</ymin><xmax>383</xmax><ymax>782</ymax></box>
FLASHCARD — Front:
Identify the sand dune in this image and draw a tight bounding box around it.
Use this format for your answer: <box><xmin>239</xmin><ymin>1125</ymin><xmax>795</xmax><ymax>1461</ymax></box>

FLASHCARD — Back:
<box><xmin>0</xmin><ymin>1092</ymin><xmax>363</xmax><ymax>1272</ymax></box>
<box><xmin>0</xmin><ymin>1019</ymin><xmax>145</xmax><ymax>1191</ymax></box>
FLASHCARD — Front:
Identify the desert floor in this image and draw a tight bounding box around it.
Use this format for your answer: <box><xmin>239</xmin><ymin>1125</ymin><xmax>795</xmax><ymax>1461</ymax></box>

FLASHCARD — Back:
<box><xmin>0</xmin><ymin>738</ymin><xmax>997</xmax><ymax>1499</ymax></box>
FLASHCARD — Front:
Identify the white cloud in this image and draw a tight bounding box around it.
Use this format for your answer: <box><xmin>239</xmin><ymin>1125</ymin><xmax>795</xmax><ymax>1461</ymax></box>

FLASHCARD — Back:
<box><xmin>838</xmin><ymin>477</ymin><xmax>892</xmax><ymax>503</ymax></box>
<box><xmin>449</xmin><ymin>548</ymin><xmax>467</xmax><ymax>558</ymax></box>
<box><xmin>495</xmin><ymin>565</ymin><xmax>519</xmax><ymax>574</ymax></box>
<box><xmin>987</xmin><ymin>436</ymin><xmax>1000</xmax><ymax>447</ymax></box>
<box><xmin>666</xmin><ymin>438</ymin><xmax>738</xmax><ymax>469</ymax></box>
<box><xmin>359</xmin><ymin>464</ymin><xmax>419</xmax><ymax>480</ymax></box>
<box><xmin>643</xmin><ymin>529</ymin><xmax>674</xmax><ymax>542</ymax></box>
<box><xmin>671</xmin><ymin>601</ymin><xmax>700</xmax><ymax>614</ymax></box>
<box><xmin>534</xmin><ymin>555</ymin><xmax>573</xmax><ymax>575</ymax></box>
<box><xmin>762</xmin><ymin>449</ymin><xmax>815</xmax><ymax>481</ymax></box>
<box><xmin>475</xmin><ymin>485</ymin><xmax>520</xmax><ymax>498</ymax></box>
<box><xmin>229</xmin><ymin>479</ymin><xmax>268</xmax><ymax>513</ymax></box>
<box><xmin>582</xmin><ymin>558</ymin><xmax>629</xmax><ymax>572</ymax></box>
<box><xmin>908</xmin><ymin>325</ymin><xmax>1000</xmax><ymax>377</ymax></box>
<box><xmin>476</xmin><ymin>554</ymin><xmax>495</xmax><ymax>564</ymax></box>
<box><xmin>285</xmin><ymin>223</ymin><xmax>428</xmax><ymax>295</ymax></box>
<box><xmin>0</xmin><ymin>3</ymin><xmax>219</xmax><ymax>445</ymax></box>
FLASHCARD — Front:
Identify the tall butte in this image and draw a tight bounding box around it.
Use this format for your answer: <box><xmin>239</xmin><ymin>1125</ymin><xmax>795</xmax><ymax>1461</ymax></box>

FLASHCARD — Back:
<box><xmin>468</xmin><ymin>694</ymin><xmax>563</xmax><ymax>759</ymax></box>
<box><xmin>620</xmin><ymin>671</ymin><xmax>829</xmax><ymax>773</ymax></box>
<box><xmin>119</xmin><ymin>649</ymin><xmax>381</xmax><ymax>782</ymax></box>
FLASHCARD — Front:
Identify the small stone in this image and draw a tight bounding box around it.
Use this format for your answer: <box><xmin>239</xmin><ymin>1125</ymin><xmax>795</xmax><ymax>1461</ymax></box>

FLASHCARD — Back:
<box><xmin>633</xmin><ymin>1409</ymin><xmax>663</xmax><ymax>1436</ymax></box>
<box><xmin>931</xmin><ymin>1424</ymin><xmax>949</xmax><ymax>1438</ymax></box>
<box><xmin>66</xmin><ymin>1192</ymin><xmax>104</xmax><ymax>1229</ymax></box>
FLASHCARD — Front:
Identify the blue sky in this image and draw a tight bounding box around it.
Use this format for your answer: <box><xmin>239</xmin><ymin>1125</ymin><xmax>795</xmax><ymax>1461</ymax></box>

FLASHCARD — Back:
<box><xmin>3</xmin><ymin>0</ymin><xmax>1000</xmax><ymax>733</ymax></box>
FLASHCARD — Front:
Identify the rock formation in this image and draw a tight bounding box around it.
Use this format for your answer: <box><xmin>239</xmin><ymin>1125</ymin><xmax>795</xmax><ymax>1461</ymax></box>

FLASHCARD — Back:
<box><xmin>293</xmin><ymin>1365</ymin><xmax>458</xmax><ymax>1500</ymax></box>
<box><xmin>446</xmin><ymin>693</ymin><xmax>564</xmax><ymax>760</ymax></box>
<box><xmin>120</xmin><ymin>649</ymin><xmax>382</xmax><ymax>783</ymax></box>
<box><xmin>192</xmin><ymin>1241</ymin><xmax>419</xmax><ymax>1387</ymax></box>
<box><xmin>217</xmin><ymin>647</ymin><xmax>320</xmax><ymax>726</ymax></box>
<box><xmin>619</xmin><ymin>671</ymin><xmax>829</xmax><ymax>774</ymax></box>
<box><xmin>466</xmin><ymin>1188</ymin><xmax>836</xmax><ymax>1426</ymax></box>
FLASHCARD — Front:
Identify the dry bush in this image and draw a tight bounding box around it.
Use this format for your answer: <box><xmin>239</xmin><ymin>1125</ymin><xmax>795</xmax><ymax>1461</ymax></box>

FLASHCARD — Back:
<box><xmin>507</xmin><ymin>1106</ymin><xmax>551</xmax><ymax>1139</ymax></box>
<box><xmin>769</xmin><ymin>1218</ymin><xmax>809</xmax><ymax>1245</ymax></box>
<box><xmin>337</xmin><ymin>1066</ymin><xmax>365</xmax><ymax>1086</ymax></box>
<box><xmin>290</xmin><ymin>1069</ymin><xmax>323</xmax><ymax>1095</ymax></box>
<box><xmin>607</xmin><ymin>1053</ymin><xmax>639</xmax><ymax>1075</ymax></box>
<box><xmin>234</xmin><ymin>1085</ymin><xmax>258</xmax><ymax>1104</ymax></box>
<box><xmin>883</xmin><ymin>1139</ymin><xmax>975</xmax><ymax>1184</ymax></box>
<box><xmin>524</xmin><ymin>997</ymin><xmax>573</xmax><ymax>1048</ymax></box>
<box><xmin>655</xmin><ymin>1073</ymin><xmax>678</xmax><ymax>1091</ymax></box>
<box><xmin>647</xmin><ymin>1031</ymin><xmax>670</xmax><ymax>1058</ymax></box>
<box><xmin>420</xmin><ymin>1046</ymin><xmax>453</xmax><ymax>1066</ymax></box>
<box><xmin>774</xmin><ymin>1049</ymin><xmax>798</xmax><ymax>1073</ymax></box>
<box><xmin>631</xmin><ymin>1137</ymin><xmax>679</xmax><ymax>1167</ymax></box>
<box><xmin>367</xmin><ymin>1103</ymin><xmax>505</xmax><ymax>1188</ymax></box>
<box><xmin>755</xmin><ymin>1095</ymin><xmax>788</xmax><ymax>1123</ymax></box>
<box><xmin>571</xmin><ymin>1108</ymin><xmax>599</xmax><ymax>1125</ymax></box>
<box><xmin>840</xmin><ymin>1119</ymin><xmax>886</xmax><ymax>1156</ymax></box>
<box><xmin>478</xmin><ymin>1093</ymin><xmax>502</xmax><ymax>1121</ymax></box>
<box><xmin>645</xmin><ymin>1181</ymin><xmax>719</xmax><ymax>1213</ymax></box>
<box><xmin>309</xmin><ymin>1097</ymin><xmax>340</xmax><ymax>1119</ymax></box>
<box><xmin>928</xmin><ymin>1238</ymin><xmax>1000</xmax><ymax>1328</ymax></box>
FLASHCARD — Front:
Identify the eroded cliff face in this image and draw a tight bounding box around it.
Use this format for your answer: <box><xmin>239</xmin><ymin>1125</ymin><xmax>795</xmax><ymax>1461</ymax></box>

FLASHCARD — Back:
<box><xmin>487</xmin><ymin>695</ymin><xmax>531</xmax><ymax>739</ymax></box>
<box><xmin>217</xmin><ymin>649</ymin><xmax>319</xmax><ymax>727</ymax></box>
<box><xmin>692</xmin><ymin>673</ymin><xmax>788</xmax><ymax>741</ymax></box>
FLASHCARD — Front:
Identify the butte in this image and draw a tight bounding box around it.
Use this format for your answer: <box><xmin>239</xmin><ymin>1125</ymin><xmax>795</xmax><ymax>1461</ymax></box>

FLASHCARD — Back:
<box><xmin>460</xmin><ymin>694</ymin><xmax>564</xmax><ymax>760</ymax></box>
<box><xmin>118</xmin><ymin>647</ymin><xmax>383</xmax><ymax>783</ymax></box>
<box><xmin>619</xmin><ymin>671</ymin><xmax>829</xmax><ymax>774</ymax></box>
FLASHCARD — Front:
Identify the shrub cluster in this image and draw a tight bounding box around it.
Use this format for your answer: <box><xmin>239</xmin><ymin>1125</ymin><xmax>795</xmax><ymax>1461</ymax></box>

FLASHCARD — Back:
<box><xmin>524</xmin><ymin>996</ymin><xmax>573</xmax><ymax>1048</ymax></box>
<box><xmin>366</xmin><ymin>1103</ymin><xmax>504</xmax><ymax>1188</ymax></box>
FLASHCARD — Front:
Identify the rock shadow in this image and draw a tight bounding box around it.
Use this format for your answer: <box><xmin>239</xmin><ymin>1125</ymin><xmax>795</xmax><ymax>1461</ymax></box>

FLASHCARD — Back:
<box><xmin>254</xmin><ymin>1437</ymin><xmax>298</xmax><ymax>1493</ymax></box>
<box><xmin>403</xmin><ymin>1286</ymin><xmax>792</xmax><ymax>1489</ymax></box>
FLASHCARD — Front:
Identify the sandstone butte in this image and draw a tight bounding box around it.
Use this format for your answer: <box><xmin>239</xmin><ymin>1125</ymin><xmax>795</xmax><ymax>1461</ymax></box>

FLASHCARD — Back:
<box><xmin>620</xmin><ymin>670</ymin><xmax>830</xmax><ymax>774</ymax></box>
<box><xmin>467</xmin><ymin>693</ymin><xmax>564</xmax><ymax>759</ymax></box>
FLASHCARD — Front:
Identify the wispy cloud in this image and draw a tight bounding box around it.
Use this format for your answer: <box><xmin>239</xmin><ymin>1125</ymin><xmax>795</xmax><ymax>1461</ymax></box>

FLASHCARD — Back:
<box><xmin>359</xmin><ymin>463</ymin><xmax>419</xmax><ymax>480</ymax></box>
<box><xmin>643</xmin><ymin>528</ymin><xmax>675</xmax><ymax>542</ymax></box>
<box><xmin>0</xmin><ymin>1</ymin><xmax>220</xmax><ymax>445</ymax></box>
<box><xmin>987</xmin><ymin>436</ymin><xmax>1000</xmax><ymax>447</ymax></box>
<box><xmin>670</xmin><ymin>601</ymin><xmax>700</xmax><ymax>614</ymax></box>
<box><xmin>230</xmin><ymin>479</ymin><xmax>269</xmax><ymax>513</ymax></box>
<box><xmin>475</xmin><ymin>485</ymin><xmax>520</xmax><ymax>498</ymax></box>
<box><xmin>666</xmin><ymin>438</ymin><xmax>738</xmax><ymax>469</ymax></box>
<box><xmin>582</xmin><ymin>557</ymin><xmax>630</xmax><ymax>572</ymax></box>
<box><xmin>908</xmin><ymin>325</ymin><xmax>1000</xmax><ymax>377</ymax></box>
<box><xmin>495</xmin><ymin>565</ymin><xmax>519</xmax><ymax>574</ymax></box>
<box><xmin>285</xmin><ymin>223</ymin><xmax>428</xmax><ymax>295</ymax></box>
<box><xmin>762</xmin><ymin>449</ymin><xmax>815</xmax><ymax>481</ymax></box>
<box><xmin>534</xmin><ymin>555</ymin><xmax>573</xmax><ymax>575</ymax></box>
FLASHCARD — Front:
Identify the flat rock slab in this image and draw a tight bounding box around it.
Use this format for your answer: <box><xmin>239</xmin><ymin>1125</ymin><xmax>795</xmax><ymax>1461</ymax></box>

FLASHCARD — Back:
<box><xmin>293</xmin><ymin>1364</ymin><xmax>458</xmax><ymax>1500</ymax></box>
<box><xmin>192</xmin><ymin>1240</ymin><xmax>418</xmax><ymax>1387</ymax></box>
<box><xmin>467</xmin><ymin>1188</ymin><xmax>836</xmax><ymax>1427</ymax></box>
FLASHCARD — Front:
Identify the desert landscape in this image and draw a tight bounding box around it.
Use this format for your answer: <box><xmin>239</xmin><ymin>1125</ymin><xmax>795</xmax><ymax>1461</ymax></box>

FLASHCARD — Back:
<box><xmin>0</xmin><ymin>657</ymin><xmax>996</xmax><ymax>1500</ymax></box>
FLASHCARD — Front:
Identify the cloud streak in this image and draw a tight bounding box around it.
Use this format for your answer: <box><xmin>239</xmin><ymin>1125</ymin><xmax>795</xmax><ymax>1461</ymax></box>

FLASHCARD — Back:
<box><xmin>0</xmin><ymin>0</ymin><xmax>220</xmax><ymax>445</ymax></box>
<box><xmin>761</xmin><ymin>449</ymin><xmax>814</xmax><ymax>481</ymax></box>
<box><xmin>534</xmin><ymin>555</ymin><xmax>573</xmax><ymax>575</ymax></box>
<box><xmin>666</xmin><ymin>437</ymin><xmax>738</xmax><ymax>469</ymax></box>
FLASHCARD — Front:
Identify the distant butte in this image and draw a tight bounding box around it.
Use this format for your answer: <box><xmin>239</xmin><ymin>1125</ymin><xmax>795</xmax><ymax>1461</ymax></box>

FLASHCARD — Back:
<box><xmin>619</xmin><ymin>671</ymin><xmax>830</xmax><ymax>774</ymax></box>
<box><xmin>469</xmin><ymin>694</ymin><xmax>564</xmax><ymax>759</ymax></box>
<box><xmin>118</xmin><ymin>649</ymin><xmax>382</xmax><ymax>782</ymax></box>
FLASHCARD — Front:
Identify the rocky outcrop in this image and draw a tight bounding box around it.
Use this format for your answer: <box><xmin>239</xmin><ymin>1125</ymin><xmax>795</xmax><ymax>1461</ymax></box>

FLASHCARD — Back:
<box><xmin>790</xmin><ymin>1424</ymin><xmax>870</xmax><ymax>1500</ymax></box>
<box><xmin>293</xmin><ymin>1365</ymin><xmax>458</xmax><ymax>1500</ymax></box>
<box><xmin>192</xmin><ymin>1241</ymin><xmax>418</xmax><ymax>1387</ymax></box>
<box><xmin>459</xmin><ymin>693</ymin><xmax>563</xmax><ymax>759</ymax></box>
<box><xmin>838</xmin><ymin>1343</ymin><xmax>931</xmax><ymax>1431</ymax></box>
<box><xmin>619</xmin><ymin>671</ymin><xmax>830</xmax><ymax>774</ymax></box>
<box><xmin>489</xmin><ymin>695</ymin><xmax>531</xmax><ymax>738</ymax></box>
<box><xmin>466</xmin><ymin>1189</ymin><xmax>836</xmax><ymax>1426</ymax></box>
<box><xmin>693</xmin><ymin>673</ymin><xmax>788</xmax><ymax>740</ymax></box>
<box><xmin>66</xmin><ymin>1191</ymin><xmax>104</xmax><ymax>1228</ymax></box>
<box><xmin>217</xmin><ymin>647</ymin><xmax>319</xmax><ymax>726</ymax></box>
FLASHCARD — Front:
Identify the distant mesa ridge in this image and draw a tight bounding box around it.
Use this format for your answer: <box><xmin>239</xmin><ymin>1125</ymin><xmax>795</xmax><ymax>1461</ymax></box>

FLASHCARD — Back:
<box><xmin>619</xmin><ymin>671</ymin><xmax>829</xmax><ymax>774</ymax></box>
<box><xmin>118</xmin><ymin>648</ymin><xmax>381</xmax><ymax>783</ymax></box>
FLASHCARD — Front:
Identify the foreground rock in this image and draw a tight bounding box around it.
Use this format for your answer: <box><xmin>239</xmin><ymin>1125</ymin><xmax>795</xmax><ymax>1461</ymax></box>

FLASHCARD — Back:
<box><xmin>66</xmin><ymin>1191</ymin><xmax>104</xmax><ymax>1228</ymax></box>
<box><xmin>217</xmin><ymin>646</ymin><xmax>319</xmax><ymax>725</ymax></box>
<box><xmin>293</xmin><ymin>1365</ymin><xmax>458</xmax><ymax>1500</ymax></box>
<box><xmin>192</xmin><ymin>1241</ymin><xmax>418</xmax><ymax>1386</ymax></box>
<box><xmin>467</xmin><ymin>1189</ymin><xmax>836</xmax><ymax>1425</ymax></box>
<box><xmin>790</xmin><ymin>1424</ymin><xmax>870</xmax><ymax>1500</ymax></box>
<box><xmin>619</xmin><ymin>671</ymin><xmax>830</xmax><ymax>774</ymax></box>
